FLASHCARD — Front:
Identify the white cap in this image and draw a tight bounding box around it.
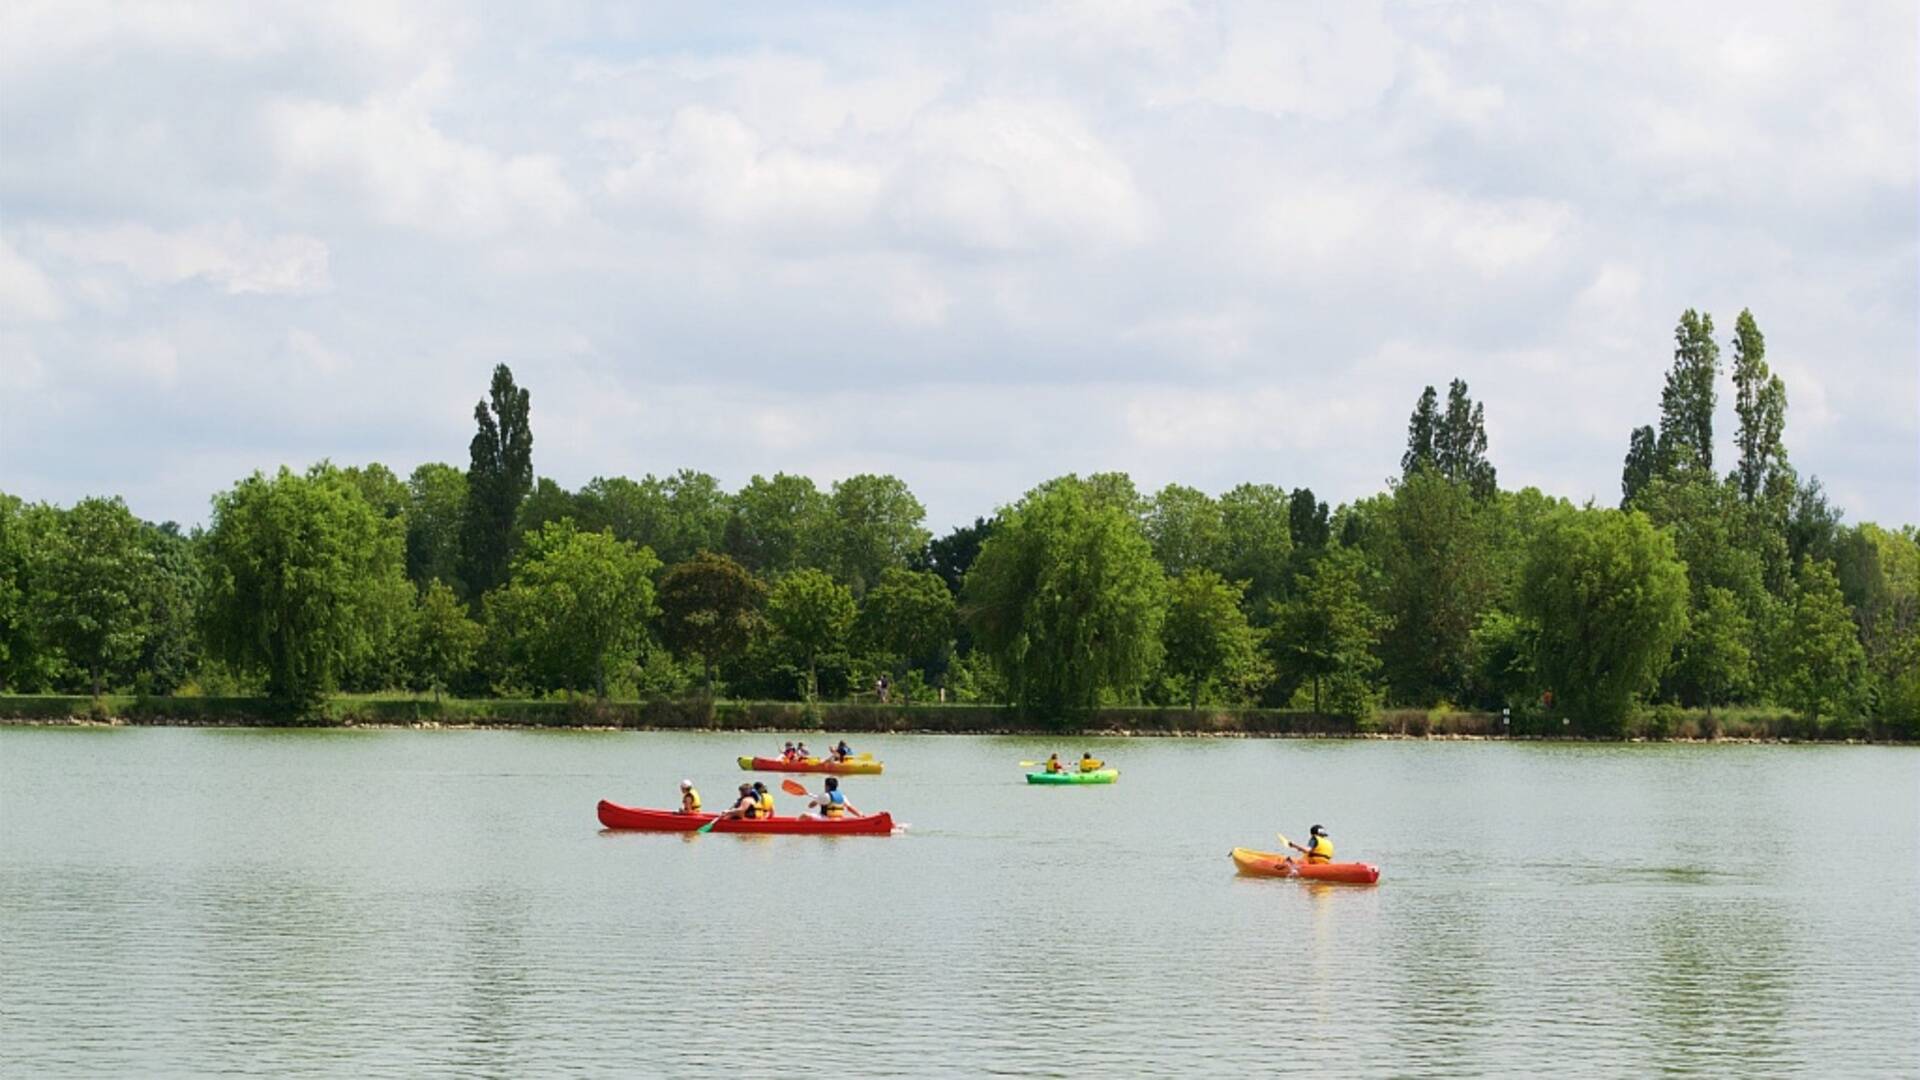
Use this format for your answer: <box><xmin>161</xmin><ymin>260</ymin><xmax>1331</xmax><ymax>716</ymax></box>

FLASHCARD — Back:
<box><xmin>680</xmin><ymin>779</ymin><xmax>693</xmax><ymax>789</ymax></box>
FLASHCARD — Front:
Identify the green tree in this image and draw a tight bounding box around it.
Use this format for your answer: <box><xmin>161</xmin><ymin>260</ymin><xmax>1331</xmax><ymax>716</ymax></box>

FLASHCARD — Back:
<box><xmin>515</xmin><ymin>477</ymin><xmax>576</xmax><ymax>540</ymax></box>
<box><xmin>461</xmin><ymin>364</ymin><xmax>533</xmax><ymax>597</ymax></box>
<box><xmin>42</xmin><ymin>497</ymin><xmax>162</xmax><ymax>695</ymax></box>
<box><xmin>409</xmin><ymin>580</ymin><xmax>480</xmax><ymax>701</ymax></box>
<box><xmin>1144</xmin><ymin>484</ymin><xmax>1223</xmax><ymax>577</ymax></box>
<box><xmin>916</xmin><ymin>516</ymin><xmax>996</xmax><ymax>596</ymax></box>
<box><xmin>1401</xmin><ymin>385</ymin><xmax>1439</xmax><ymax>477</ymax></box>
<box><xmin>1730</xmin><ymin>309</ymin><xmax>1789</xmax><ymax>504</ymax></box>
<box><xmin>340</xmin><ymin>463</ymin><xmax>409</xmax><ymax>522</ymax></box>
<box><xmin>1435</xmin><ymin>378</ymin><xmax>1497</xmax><ymax>499</ymax></box>
<box><xmin>0</xmin><ymin>494</ymin><xmax>63</xmax><ymax>690</ymax></box>
<box><xmin>657</xmin><ymin>552</ymin><xmax>766</xmax><ymax>692</ymax></box>
<box><xmin>1378</xmin><ymin>470</ymin><xmax>1493</xmax><ymax>705</ymax></box>
<box><xmin>822</xmin><ymin>474</ymin><xmax>928</xmax><ymax>596</ymax></box>
<box><xmin>1780</xmin><ymin>557</ymin><xmax>1866</xmax><ymax>725</ymax></box>
<box><xmin>1215</xmin><ymin>483</ymin><xmax>1293</xmax><ymax>616</ymax></box>
<box><xmin>766</xmin><ymin>568</ymin><xmax>857</xmax><ymax>701</ymax></box>
<box><xmin>405</xmin><ymin>463</ymin><xmax>467</xmax><ymax>592</ymax></box>
<box><xmin>1669</xmin><ymin>585</ymin><xmax>1754</xmax><ymax>714</ymax></box>
<box><xmin>858</xmin><ymin>567</ymin><xmax>955</xmax><ymax>687</ymax></box>
<box><xmin>1620</xmin><ymin>425</ymin><xmax>1657</xmax><ymax>508</ymax></box>
<box><xmin>725</xmin><ymin>472</ymin><xmax>828</xmax><ymax>575</ymax></box>
<box><xmin>483</xmin><ymin>520</ymin><xmax>660</xmax><ymax>696</ymax></box>
<box><xmin>134</xmin><ymin>522</ymin><xmax>202</xmax><ymax>695</ymax></box>
<box><xmin>1657</xmin><ymin>309</ymin><xmax>1719</xmax><ymax>476</ymax></box>
<box><xmin>964</xmin><ymin>477</ymin><xmax>1166</xmax><ymax>716</ymax></box>
<box><xmin>202</xmin><ymin>467</ymin><xmax>412</xmax><ymax>710</ymax></box>
<box><xmin>1268</xmin><ymin>546</ymin><xmax>1385</xmax><ymax>717</ymax></box>
<box><xmin>1161</xmin><ymin>570</ymin><xmax>1261</xmax><ymax>708</ymax></box>
<box><xmin>1519</xmin><ymin>507</ymin><xmax>1689</xmax><ymax>733</ymax></box>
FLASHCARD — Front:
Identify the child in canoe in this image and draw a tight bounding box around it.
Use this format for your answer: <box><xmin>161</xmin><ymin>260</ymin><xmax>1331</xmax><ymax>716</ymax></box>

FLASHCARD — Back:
<box><xmin>678</xmin><ymin>780</ymin><xmax>701</xmax><ymax>814</ymax></box>
<box><xmin>781</xmin><ymin>741</ymin><xmax>799</xmax><ymax>762</ymax></box>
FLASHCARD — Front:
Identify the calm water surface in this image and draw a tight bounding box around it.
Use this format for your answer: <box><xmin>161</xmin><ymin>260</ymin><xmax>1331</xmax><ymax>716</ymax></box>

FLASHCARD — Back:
<box><xmin>2</xmin><ymin>728</ymin><xmax>1915</xmax><ymax>1077</ymax></box>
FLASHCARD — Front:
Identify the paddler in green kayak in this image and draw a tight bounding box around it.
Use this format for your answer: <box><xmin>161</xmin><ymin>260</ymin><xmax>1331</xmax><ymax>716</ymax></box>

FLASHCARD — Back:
<box><xmin>1078</xmin><ymin>751</ymin><xmax>1104</xmax><ymax>773</ymax></box>
<box><xmin>1286</xmin><ymin>825</ymin><xmax>1334</xmax><ymax>864</ymax></box>
<box><xmin>1043</xmin><ymin>753</ymin><xmax>1065</xmax><ymax>774</ymax></box>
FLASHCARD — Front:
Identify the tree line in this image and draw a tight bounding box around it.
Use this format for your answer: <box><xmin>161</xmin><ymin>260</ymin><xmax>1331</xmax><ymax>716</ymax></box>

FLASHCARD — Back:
<box><xmin>1</xmin><ymin>310</ymin><xmax>1915</xmax><ymax>735</ymax></box>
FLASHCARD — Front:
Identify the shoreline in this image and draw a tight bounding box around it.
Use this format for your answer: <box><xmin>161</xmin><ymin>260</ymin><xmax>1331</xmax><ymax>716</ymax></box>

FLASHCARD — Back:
<box><xmin>0</xmin><ymin>714</ymin><xmax>1906</xmax><ymax>746</ymax></box>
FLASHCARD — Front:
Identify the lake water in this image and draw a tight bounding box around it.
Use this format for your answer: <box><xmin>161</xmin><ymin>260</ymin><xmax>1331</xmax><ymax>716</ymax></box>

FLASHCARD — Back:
<box><xmin>1</xmin><ymin>728</ymin><xmax>1915</xmax><ymax>1077</ymax></box>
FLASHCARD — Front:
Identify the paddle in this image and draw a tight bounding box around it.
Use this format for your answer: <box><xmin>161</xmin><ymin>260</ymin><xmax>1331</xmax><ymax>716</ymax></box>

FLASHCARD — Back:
<box><xmin>696</xmin><ymin>812</ymin><xmax>726</xmax><ymax>835</ymax></box>
<box><xmin>780</xmin><ymin>779</ymin><xmax>811</xmax><ymax>798</ymax></box>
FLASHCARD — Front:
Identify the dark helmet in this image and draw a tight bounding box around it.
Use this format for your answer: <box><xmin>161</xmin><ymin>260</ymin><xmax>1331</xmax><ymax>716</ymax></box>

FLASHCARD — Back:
<box><xmin>1310</xmin><ymin>824</ymin><xmax>1327</xmax><ymax>836</ymax></box>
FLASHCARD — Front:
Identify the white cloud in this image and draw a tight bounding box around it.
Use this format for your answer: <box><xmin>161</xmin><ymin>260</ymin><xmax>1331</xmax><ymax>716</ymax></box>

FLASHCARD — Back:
<box><xmin>266</xmin><ymin>89</ymin><xmax>581</xmax><ymax>237</ymax></box>
<box><xmin>0</xmin><ymin>237</ymin><xmax>63</xmax><ymax>320</ymax></box>
<box><xmin>40</xmin><ymin>222</ymin><xmax>330</xmax><ymax>296</ymax></box>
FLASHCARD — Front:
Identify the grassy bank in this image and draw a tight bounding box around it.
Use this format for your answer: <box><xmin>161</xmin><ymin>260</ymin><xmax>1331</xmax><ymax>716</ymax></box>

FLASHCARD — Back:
<box><xmin>0</xmin><ymin>695</ymin><xmax>1909</xmax><ymax>742</ymax></box>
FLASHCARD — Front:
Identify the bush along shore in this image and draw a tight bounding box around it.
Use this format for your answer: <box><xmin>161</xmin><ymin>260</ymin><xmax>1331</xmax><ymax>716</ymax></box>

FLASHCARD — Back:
<box><xmin>1</xmin><ymin>696</ymin><xmax>1909</xmax><ymax>742</ymax></box>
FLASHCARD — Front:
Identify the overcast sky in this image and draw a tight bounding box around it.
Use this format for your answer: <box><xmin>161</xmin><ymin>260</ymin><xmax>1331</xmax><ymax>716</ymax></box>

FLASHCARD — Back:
<box><xmin>2</xmin><ymin>2</ymin><xmax>1914</xmax><ymax>532</ymax></box>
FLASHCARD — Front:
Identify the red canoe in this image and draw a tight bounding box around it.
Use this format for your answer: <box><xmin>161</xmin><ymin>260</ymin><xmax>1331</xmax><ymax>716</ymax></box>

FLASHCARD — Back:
<box><xmin>1230</xmin><ymin>847</ymin><xmax>1381</xmax><ymax>884</ymax></box>
<box><xmin>597</xmin><ymin>800</ymin><xmax>896</xmax><ymax>835</ymax></box>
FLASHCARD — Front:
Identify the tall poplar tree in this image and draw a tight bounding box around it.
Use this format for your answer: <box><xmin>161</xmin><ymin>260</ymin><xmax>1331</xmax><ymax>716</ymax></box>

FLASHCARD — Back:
<box><xmin>1434</xmin><ymin>379</ymin><xmax>1497</xmax><ymax>499</ymax></box>
<box><xmin>1656</xmin><ymin>309</ymin><xmax>1718</xmax><ymax>476</ymax></box>
<box><xmin>1730</xmin><ymin>309</ymin><xmax>1789</xmax><ymax>505</ymax></box>
<box><xmin>1620</xmin><ymin>425</ymin><xmax>1657</xmax><ymax>508</ymax></box>
<box><xmin>460</xmin><ymin>365</ymin><xmax>533</xmax><ymax>599</ymax></box>
<box><xmin>1401</xmin><ymin>385</ymin><xmax>1439</xmax><ymax>478</ymax></box>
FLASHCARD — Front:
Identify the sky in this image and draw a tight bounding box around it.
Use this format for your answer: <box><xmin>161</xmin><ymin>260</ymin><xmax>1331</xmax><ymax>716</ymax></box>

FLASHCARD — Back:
<box><xmin>1</xmin><ymin>1</ymin><xmax>1915</xmax><ymax>532</ymax></box>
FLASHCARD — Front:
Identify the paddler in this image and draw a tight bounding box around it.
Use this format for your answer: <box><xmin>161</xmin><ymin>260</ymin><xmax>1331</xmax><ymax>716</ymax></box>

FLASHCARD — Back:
<box><xmin>678</xmin><ymin>779</ymin><xmax>701</xmax><ymax>814</ymax></box>
<box><xmin>829</xmin><ymin>738</ymin><xmax>853</xmax><ymax>763</ymax></box>
<box><xmin>724</xmin><ymin>783</ymin><xmax>760</xmax><ymax>820</ymax></box>
<box><xmin>1287</xmin><ymin>825</ymin><xmax>1334</xmax><ymax>864</ymax></box>
<box><xmin>1079</xmin><ymin>751</ymin><xmax>1103</xmax><ymax>772</ymax></box>
<box><xmin>781</xmin><ymin>741</ymin><xmax>799</xmax><ymax>762</ymax></box>
<box><xmin>1044</xmin><ymin>753</ymin><xmax>1065</xmax><ymax>774</ymax></box>
<box><xmin>814</xmin><ymin>776</ymin><xmax>861</xmax><ymax>818</ymax></box>
<box><xmin>752</xmin><ymin>781</ymin><xmax>775</xmax><ymax>817</ymax></box>
<box><xmin>795</xmin><ymin>741</ymin><xmax>812</xmax><ymax>762</ymax></box>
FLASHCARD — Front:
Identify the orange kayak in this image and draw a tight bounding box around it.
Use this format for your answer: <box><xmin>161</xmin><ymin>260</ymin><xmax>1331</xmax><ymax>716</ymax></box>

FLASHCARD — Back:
<box><xmin>1230</xmin><ymin>847</ymin><xmax>1380</xmax><ymax>885</ymax></box>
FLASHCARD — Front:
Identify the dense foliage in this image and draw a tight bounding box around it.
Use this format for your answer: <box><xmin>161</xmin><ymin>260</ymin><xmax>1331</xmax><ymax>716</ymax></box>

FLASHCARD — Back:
<box><xmin>3</xmin><ymin>319</ymin><xmax>1916</xmax><ymax>735</ymax></box>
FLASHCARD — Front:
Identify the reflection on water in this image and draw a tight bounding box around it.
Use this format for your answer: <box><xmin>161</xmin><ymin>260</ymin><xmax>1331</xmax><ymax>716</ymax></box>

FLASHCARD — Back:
<box><xmin>1</xmin><ymin>729</ymin><xmax>1915</xmax><ymax>1076</ymax></box>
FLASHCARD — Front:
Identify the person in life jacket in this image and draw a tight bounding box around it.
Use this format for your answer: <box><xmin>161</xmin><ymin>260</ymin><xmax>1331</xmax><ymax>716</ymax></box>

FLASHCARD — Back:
<box><xmin>1044</xmin><ymin>753</ymin><xmax>1065</xmax><ymax>774</ymax></box>
<box><xmin>830</xmin><ymin>739</ymin><xmax>853</xmax><ymax>763</ymax></box>
<box><xmin>1287</xmin><ymin>825</ymin><xmax>1334</xmax><ymax>864</ymax></box>
<box><xmin>679</xmin><ymin>779</ymin><xmax>701</xmax><ymax>814</ymax></box>
<box><xmin>1079</xmin><ymin>751</ymin><xmax>1103</xmax><ymax>772</ymax></box>
<box><xmin>725</xmin><ymin>783</ymin><xmax>759</xmax><ymax>820</ymax></box>
<box><xmin>752</xmin><ymin>781</ymin><xmax>774</xmax><ymax>817</ymax></box>
<box><xmin>795</xmin><ymin>741</ymin><xmax>811</xmax><ymax>762</ymax></box>
<box><xmin>814</xmin><ymin>776</ymin><xmax>861</xmax><ymax>818</ymax></box>
<box><xmin>781</xmin><ymin>741</ymin><xmax>798</xmax><ymax>762</ymax></box>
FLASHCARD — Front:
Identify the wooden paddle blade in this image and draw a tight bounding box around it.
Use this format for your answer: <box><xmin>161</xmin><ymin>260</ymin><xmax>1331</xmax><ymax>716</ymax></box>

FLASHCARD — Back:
<box><xmin>780</xmin><ymin>779</ymin><xmax>810</xmax><ymax>797</ymax></box>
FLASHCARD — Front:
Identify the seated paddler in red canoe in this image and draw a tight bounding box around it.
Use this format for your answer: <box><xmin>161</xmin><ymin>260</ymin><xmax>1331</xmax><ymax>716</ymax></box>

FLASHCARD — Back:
<box><xmin>793</xmin><ymin>776</ymin><xmax>861</xmax><ymax>819</ymax></box>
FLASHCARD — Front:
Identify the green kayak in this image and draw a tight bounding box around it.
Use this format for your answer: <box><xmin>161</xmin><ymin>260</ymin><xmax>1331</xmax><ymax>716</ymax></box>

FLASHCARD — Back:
<box><xmin>1026</xmin><ymin>768</ymin><xmax>1119</xmax><ymax>785</ymax></box>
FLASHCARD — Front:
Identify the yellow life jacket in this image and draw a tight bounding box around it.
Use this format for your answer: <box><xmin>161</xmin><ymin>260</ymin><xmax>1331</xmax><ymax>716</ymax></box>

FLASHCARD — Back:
<box><xmin>1046</xmin><ymin>759</ymin><xmax>1063</xmax><ymax>773</ymax></box>
<box><xmin>683</xmin><ymin>789</ymin><xmax>701</xmax><ymax>812</ymax></box>
<box><xmin>1080</xmin><ymin>758</ymin><xmax>1102</xmax><ymax>772</ymax></box>
<box><xmin>757</xmin><ymin>793</ymin><xmax>774</xmax><ymax>816</ymax></box>
<box><xmin>1307</xmin><ymin>836</ymin><xmax>1334</xmax><ymax>864</ymax></box>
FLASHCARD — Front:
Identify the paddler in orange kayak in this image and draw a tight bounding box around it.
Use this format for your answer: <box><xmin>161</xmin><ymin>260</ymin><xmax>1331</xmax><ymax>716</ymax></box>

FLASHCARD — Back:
<box><xmin>1286</xmin><ymin>825</ymin><xmax>1334</xmax><ymax>864</ymax></box>
<box><xmin>780</xmin><ymin>741</ymin><xmax>799</xmax><ymax>762</ymax></box>
<box><xmin>827</xmin><ymin>738</ymin><xmax>854</xmax><ymax>763</ymax></box>
<box><xmin>678</xmin><ymin>779</ymin><xmax>701</xmax><ymax>814</ymax></box>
